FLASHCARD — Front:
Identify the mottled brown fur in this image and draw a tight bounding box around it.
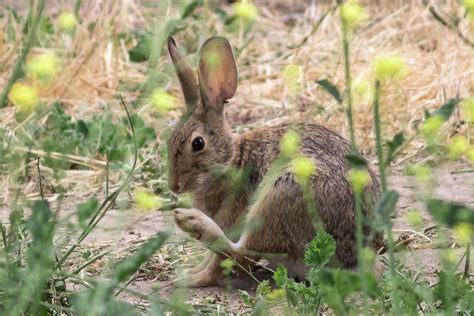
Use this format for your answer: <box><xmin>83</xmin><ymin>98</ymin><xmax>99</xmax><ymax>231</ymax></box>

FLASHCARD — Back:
<box><xmin>167</xmin><ymin>36</ymin><xmax>385</xmax><ymax>287</ymax></box>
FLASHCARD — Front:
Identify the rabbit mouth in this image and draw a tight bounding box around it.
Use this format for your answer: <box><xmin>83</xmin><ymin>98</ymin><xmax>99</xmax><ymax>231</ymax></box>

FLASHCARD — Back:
<box><xmin>184</xmin><ymin>172</ymin><xmax>215</xmax><ymax>194</ymax></box>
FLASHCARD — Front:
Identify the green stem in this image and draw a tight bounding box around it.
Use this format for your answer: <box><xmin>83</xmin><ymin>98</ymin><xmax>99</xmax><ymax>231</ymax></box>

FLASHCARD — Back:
<box><xmin>373</xmin><ymin>80</ymin><xmax>387</xmax><ymax>192</ymax></box>
<box><xmin>342</xmin><ymin>26</ymin><xmax>357</xmax><ymax>153</ymax></box>
<box><xmin>0</xmin><ymin>0</ymin><xmax>45</xmax><ymax>108</ymax></box>
<box><xmin>55</xmin><ymin>97</ymin><xmax>138</xmax><ymax>269</ymax></box>
<box><xmin>354</xmin><ymin>191</ymin><xmax>368</xmax><ymax>312</ymax></box>
<box><xmin>373</xmin><ymin>80</ymin><xmax>399</xmax><ymax>311</ymax></box>
<box><xmin>463</xmin><ymin>242</ymin><xmax>471</xmax><ymax>280</ymax></box>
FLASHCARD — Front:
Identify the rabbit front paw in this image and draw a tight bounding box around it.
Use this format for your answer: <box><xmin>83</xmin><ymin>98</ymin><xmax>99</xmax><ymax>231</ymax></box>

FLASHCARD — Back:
<box><xmin>173</xmin><ymin>208</ymin><xmax>224</xmax><ymax>244</ymax></box>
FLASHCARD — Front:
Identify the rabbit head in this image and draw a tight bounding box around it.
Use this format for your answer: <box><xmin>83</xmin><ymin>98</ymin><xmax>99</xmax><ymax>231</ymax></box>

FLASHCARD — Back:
<box><xmin>166</xmin><ymin>36</ymin><xmax>238</xmax><ymax>194</ymax></box>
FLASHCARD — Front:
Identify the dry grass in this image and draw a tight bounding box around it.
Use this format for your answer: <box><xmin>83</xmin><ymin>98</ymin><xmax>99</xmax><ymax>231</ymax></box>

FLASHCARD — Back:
<box><xmin>1</xmin><ymin>1</ymin><xmax>472</xmax><ymax>138</ymax></box>
<box><xmin>0</xmin><ymin>0</ymin><xmax>472</xmax><ymax>211</ymax></box>
<box><xmin>1</xmin><ymin>0</ymin><xmax>473</xmax><ymax>208</ymax></box>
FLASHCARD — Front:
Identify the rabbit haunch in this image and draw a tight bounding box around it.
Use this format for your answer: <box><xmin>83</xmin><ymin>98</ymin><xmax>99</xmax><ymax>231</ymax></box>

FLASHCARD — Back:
<box><xmin>167</xmin><ymin>36</ymin><xmax>385</xmax><ymax>287</ymax></box>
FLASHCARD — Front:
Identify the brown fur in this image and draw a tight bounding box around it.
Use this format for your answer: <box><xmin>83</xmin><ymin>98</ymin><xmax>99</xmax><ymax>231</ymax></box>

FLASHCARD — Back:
<box><xmin>167</xmin><ymin>36</ymin><xmax>385</xmax><ymax>287</ymax></box>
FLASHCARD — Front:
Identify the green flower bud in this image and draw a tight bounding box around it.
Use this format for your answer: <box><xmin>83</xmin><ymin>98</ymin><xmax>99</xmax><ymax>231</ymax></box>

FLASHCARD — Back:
<box><xmin>373</xmin><ymin>56</ymin><xmax>409</xmax><ymax>81</ymax></box>
<box><xmin>462</xmin><ymin>97</ymin><xmax>474</xmax><ymax>123</ymax></box>
<box><xmin>420</xmin><ymin>116</ymin><xmax>444</xmax><ymax>139</ymax></box>
<box><xmin>348</xmin><ymin>168</ymin><xmax>371</xmax><ymax>193</ymax></box>
<box><xmin>234</xmin><ymin>0</ymin><xmax>258</xmax><ymax>23</ymax></box>
<box><xmin>9</xmin><ymin>83</ymin><xmax>40</xmax><ymax>115</ymax></box>
<box><xmin>448</xmin><ymin>136</ymin><xmax>470</xmax><ymax>159</ymax></box>
<box><xmin>290</xmin><ymin>156</ymin><xmax>316</xmax><ymax>185</ymax></box>
<box><xmin>135</xmin><ymin>188</ymin><xmax>162</xmax><ymax>211</ymax></box>
<box><xmin>283</xmin><ymin>64</ymin><xmax>302</xmax><ymax>95</ymax></box>
<box><xmin>453</xmin><ymin>223</ymin><xmax>473</xmax><ymax>246</ymax></box>
<box><xmin>405</xmin><ymin>210</ymin><xmax>424</xmax><ymax>228</ymax></box>
<box><xmin>280</xmin><ymin>130</ymin><xmax>300</xmax><ymax>157</ymax></box>
<box><xmin>58</xmin><ymin>12</ymin><xmax>78</xmax><ymax>31</ymax></box>
<box><xmin>340</xmin><ymin>1</ymin><xmax>369</xmax><ymax>29</ymax></box>
<box><xmin>150</xmin><ymin>89</ymin><xmax>177</xmax><ymax>114</ymax></box>
<box><xmin>26</xmin><ymin>53</ymin><xmax>59</xmax><ymax>84</ymax></box>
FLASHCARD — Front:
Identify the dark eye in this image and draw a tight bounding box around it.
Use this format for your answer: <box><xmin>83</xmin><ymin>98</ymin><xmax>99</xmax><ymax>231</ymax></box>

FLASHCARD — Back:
<box><xmin>192</xmin><ymin>137</ymin><xmax>205</xmax><ymax>152</ymax></box>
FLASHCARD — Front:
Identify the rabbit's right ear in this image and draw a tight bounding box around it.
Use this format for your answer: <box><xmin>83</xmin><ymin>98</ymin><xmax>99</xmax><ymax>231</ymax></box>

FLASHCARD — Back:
<box><xmin>167</xmin><ymin>36</ymin><xmax>200</xmax><ymax>111</ymax></box>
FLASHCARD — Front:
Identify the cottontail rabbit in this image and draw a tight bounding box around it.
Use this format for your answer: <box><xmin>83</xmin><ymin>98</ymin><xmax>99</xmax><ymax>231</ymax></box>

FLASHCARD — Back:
<box><xmin>167</xmin><ymin>36</ymin><xmax>384</xmax><ymax>287</ymax></box>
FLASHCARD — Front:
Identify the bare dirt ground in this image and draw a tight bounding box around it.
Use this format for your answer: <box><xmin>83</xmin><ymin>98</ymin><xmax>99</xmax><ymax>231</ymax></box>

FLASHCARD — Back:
<box><xmin>57</xmin><ymin>162</ymin><xmax>472</xmax><ymax>313</ymax></box>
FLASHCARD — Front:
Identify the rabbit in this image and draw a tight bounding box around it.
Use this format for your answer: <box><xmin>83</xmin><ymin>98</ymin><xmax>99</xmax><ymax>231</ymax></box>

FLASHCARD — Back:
<box><xmin>166</xmin><ymin>35</ymin><xmax>385</xmax><ymax>287</ymax></box>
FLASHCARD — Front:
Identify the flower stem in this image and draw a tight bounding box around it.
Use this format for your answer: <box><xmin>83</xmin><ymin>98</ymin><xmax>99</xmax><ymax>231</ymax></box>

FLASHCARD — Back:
<box><xmin>373</xmin><ymin>80</ymin><xmax>387</xmax><ymax>192</ymax></box>
<box><xmin>342</xmin><ymin>27</ymin><xmax>357</xmax><ymax>153</ymax></box>
<box><xmin>0</xmin><ymin>0</ymin><xmax>45</xmax><ymax>108</ymax></box>
<box><xmin>373</xmin><ymin>79</ymin><xmax>399</xmax><ymax>311</ymax></box>
<box><xmin>355</xmin><ymin>191</ymin><xmax>368</xmax><ymax>312</ymax></box>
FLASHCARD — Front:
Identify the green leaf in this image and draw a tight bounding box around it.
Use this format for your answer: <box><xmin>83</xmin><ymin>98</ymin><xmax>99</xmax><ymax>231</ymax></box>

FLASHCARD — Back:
<box><xmin>239</xmin><ymin>290</ymin><xmax>253</xmax><ymax>306</ymax></box>
<box><xmin>426</xmin><ymin>98</ymin><xmax>460</xmax><ymax>121</ymax></box>
<box><xmin>72</xmin><ymin>282</ymin><xmax>140</xmax><ymax>316</ymax></box>
<box><xmin>273</xmin><ymin>265</ymin><xmax>289</xmax><ymax>287</ymax></box>
<box><xmin>304</xmin><ymin>231</ymin><xmax>336</xmax><ymax>268</ymax></box>
<box><xmin>128</xmin><ymin>31</ymin><xmax>152</xmax><ymax>62</ymax></box>
<box><xmin>385</xmin><ymin>132</ymin><xmax>405</xmax><ymax>165</ymax></box>
<box><xmin>317</xmin><ymin>79</ymin><xmax>343</xmax><ymax>104</ymax></box>
<box><xmin>181</xmin><ymin>0</ymin><xmax>203</xmax><ymax>19</ymax></box>
<box><xmin>256</xmin><ymin>279</ymin><xmax>272</xmax><ymax>296</ymax></box>
<box><xmin>76</xmin><ymin>198</ymin><xmax>99</xmax><ymax>230</ymax></box>
<box><xmin>375</xmin><ymin>190</ymin><xmax>399</xmax><ymax>225</ymax></box>
<box><xmin>426</xmin><ymin>199</ymin><xmax>474</xmax><ymax>227</ymax></box>
<box><xmin>27</xmin><ymin>200</ymin><xmax>53</xmax><ymax>243</ymax></box>
<box><xmin>113</xmin><ymin>232</ymin><xmax>169</xmax><ymax>283</ymax></box>
<box><xmin>344</xmin><ymin>153</ymin><xmax>368</xmax><ymax>168</ymax></box>
<box><xmin>125</xmin><ymin>114</ymin><xmax>156</xmax><ymax>148</ymax></box>
<box><xmin>76</xmin><ymin>119</ymin><xmax>89</xmax><ymax>137</ymax></box>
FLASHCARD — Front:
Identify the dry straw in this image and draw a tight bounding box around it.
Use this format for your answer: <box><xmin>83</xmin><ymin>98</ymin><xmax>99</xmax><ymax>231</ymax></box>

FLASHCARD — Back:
<box><xmin>0</xmin><ymin>0</ymin><xmax>473</xmax><ymax>196</ymax></box>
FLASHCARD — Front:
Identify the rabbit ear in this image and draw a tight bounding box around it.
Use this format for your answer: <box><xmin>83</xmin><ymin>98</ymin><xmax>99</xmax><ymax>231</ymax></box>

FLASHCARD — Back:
<box><xmin>198</xmin><ymin>37</ymin><xmax>237</xmax><ymax>113</ymax></box>
<box><xmin>167</xmin><ymin>36</ymin><xmax>200</xmax><ymax>110</ymax></box>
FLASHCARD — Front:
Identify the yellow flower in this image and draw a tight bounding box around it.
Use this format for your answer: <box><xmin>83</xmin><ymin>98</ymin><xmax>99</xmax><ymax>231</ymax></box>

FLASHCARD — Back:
<box><xmin>280</xmin><ymin>130</ymin><xmax>300</xmax><ymax>157</ymax></box>
<box><xmin>462</xmin><ymin>97</ymin><xmax>474</xmax><ymax>123</ymax></box>
<box><xmin>420</xmin><ymin>116</ymin><xmax>444</xmax><ymax>139</ymax></box>
<box><xmin>373</xmin><ymin>56</ymin><xmax>409</xmax><ymax>81</ymax></box>
<box><xmin>290</xmin><ymin>156</ymin><xmax>316</xmax><ymax>185</ymax></box>
<box><xmin>405</xmin><ymin>210</ymin><xmax>424</xmax><ymax>228</ymax></box>
<box><xmin>453</xmin><ymin>223</ymin><xmax>473</xmax><ymax>245</ymax></box>
<box><xmin>8</xmin><ymin>83</ymin><xmax>40</xmax><ymax>115</ymax></box>
<box><xmin>234</xmin><ymin>0</ymin><xmax>258</xmax><ymax>23</ymax></box>
<box><xmin>220</xmin><ymin>258</ymin><xmax>235</xmax><ymax>271</ymax></box>
<box><xmin>466</xmin><ymin>148</ymin><xmax>474</xmax><ymax>162</ymax></box>
<box><xmin>348</xmin><ymin>168</ymin><xmax>371</xmax><ymax>193</ymax></box>
<box><xmin>361</xmin><ymin>247</ymin><xmax>376</xmax><ymax>267</ymax></box>
<box><xmin>26</xmin><ymin>53</ymin><xmax>59</xmax><ymax>84</ymax></box>
<box><xmin>135</xmin><ymin>188</ymin><xmax>162</xmax><ymax>211</ymax></box>
<box><xmin>58</xmin><ymin>12</ymin><xmax>78</xmax><ymax>31</ymax></box>
<box><xmin>462</xmin><ymin>0</ymin><xmax>474</xmax><ymax>10</ymax></box>
<box><xmin>407</xmin><ymin>165</ymin><xmax>432</xmax><ymax>184</ymax></box>
<box><xmin>352</xmin><ymin>78</ymin><xmax>372</xmax><ymax>101</ymax></box>
<box><xmin>283</xmin><ymin>64</ymin><xmax>302</xmax><ymax>94</ymax></box>
<box><xmin>340</xmin><ymin>0</ymin><xmax>369</xmax><ymax>29</ymax></box>
<box><xmin>150</xmin><ymin>89</ymin><xmax>177</xmax><ymax>114</ymax></box>
<box><xmin>443</xmin><ymin>249</ymin><xmax>458</xmax><ymax>265</ymax></box>
<box><xmin>266</xmin><ymin>289</ymin><xmax>286</xmax><ymax>301</ymax></box>
<box><xmin>448</xmin><ymin>136</ymin><xmax>470</xmax><ymax>159</ymax></box>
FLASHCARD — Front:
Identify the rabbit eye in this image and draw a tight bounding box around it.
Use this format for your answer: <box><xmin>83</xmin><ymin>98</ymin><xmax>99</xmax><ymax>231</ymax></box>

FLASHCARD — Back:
<box><xmin>192</xmin><ymin>137</ymin><xmax>205</xmax><ymax>152</ymax></box>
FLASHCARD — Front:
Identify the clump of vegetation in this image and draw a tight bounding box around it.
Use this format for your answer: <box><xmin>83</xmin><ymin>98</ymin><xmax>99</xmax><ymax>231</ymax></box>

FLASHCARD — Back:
<box><xmin>0</xmin><ymin>0</ymin><xmax>473</xmax><ymax>315</ymax></box>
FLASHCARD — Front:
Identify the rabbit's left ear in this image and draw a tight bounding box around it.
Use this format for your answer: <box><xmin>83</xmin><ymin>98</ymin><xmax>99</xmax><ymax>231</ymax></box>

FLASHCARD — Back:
<box><xmin>198</xmin><ymin>37</ymin><xmax>238</xmax><ymax>113</ymax></box>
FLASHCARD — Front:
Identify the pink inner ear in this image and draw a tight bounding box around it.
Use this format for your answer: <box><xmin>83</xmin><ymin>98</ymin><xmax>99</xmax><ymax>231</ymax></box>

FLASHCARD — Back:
<box><xmin>198</xmin><ymin>37</ymin><xmax>238</xmax><ymax>107</ymax></box>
